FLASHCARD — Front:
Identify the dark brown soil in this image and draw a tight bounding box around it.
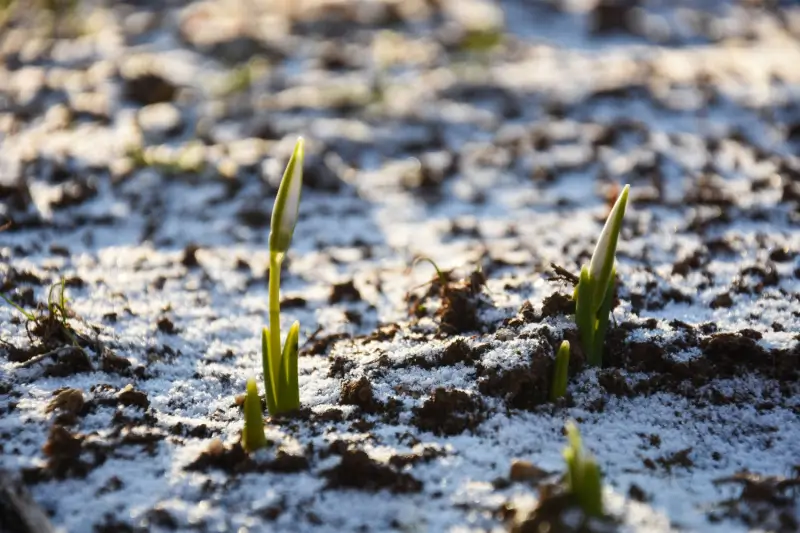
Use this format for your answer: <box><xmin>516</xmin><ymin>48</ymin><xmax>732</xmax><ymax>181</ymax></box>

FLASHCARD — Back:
<box><xmin>329</xmin><ymin>280</ymin><xmax>362</xmax><ymax>303</ymax></box>
<box><xmin>340</xmin><ymin>377</ymin><xmax>381</xmax><ymax>414</ymax></box>
<box><xmin>438</xmin><ymin>280</ymin><xmax>483</xmax><ymax>334</ymax></box>
<box><xmin>412</xmin><ymin>388</ymin><xmax>485</xmax><ymax>436</ymax></box>
<box><xmin>477</xmin><ymin>336</ymin><xmax>559</xmax><ymax>411</ymax></box>
<box><xmin>540</xmin><ymin>293</ymin><xmax>575</xmax><ymax>319</ymax></box>
<box><xmin>322</xmin><ymin>449</ymin><xmax>422</xmax><ymax>494</ymax></box>
<box><xmin>185</xmin><ymin>440</ymin><xmax>255</xmax><ymax>474</ymax></box>
<box><xmin>710</xmin><ymin>471</ymin><xmax>800</xmax><ymax>532</ymax></box>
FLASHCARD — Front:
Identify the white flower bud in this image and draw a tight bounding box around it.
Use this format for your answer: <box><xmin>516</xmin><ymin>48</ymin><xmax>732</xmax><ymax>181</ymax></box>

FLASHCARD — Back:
<box><xmin>269</xmin><ymin>138</ymin><xmax>304</xmax><ymax>255</ymax></box>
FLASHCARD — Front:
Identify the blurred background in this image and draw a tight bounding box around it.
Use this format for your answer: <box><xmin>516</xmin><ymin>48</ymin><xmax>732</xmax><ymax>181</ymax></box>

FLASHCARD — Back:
<box><xmin>1</xmin><ymin>0</ymin><xmax>799</xmax><ymax>254</ymax></box>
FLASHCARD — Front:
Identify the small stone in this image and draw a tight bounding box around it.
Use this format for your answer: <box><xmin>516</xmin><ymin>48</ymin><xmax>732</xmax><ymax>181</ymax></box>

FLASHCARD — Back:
<box><xmin>206</xmin><ymin>438</ymin><xmax>224</xmax><ymax>456</ymax></box>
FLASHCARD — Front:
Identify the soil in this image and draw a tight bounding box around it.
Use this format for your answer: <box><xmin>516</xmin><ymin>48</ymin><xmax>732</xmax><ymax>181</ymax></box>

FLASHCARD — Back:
<box><xmin>1</xmin><ymin>0</ymin><xmax>800</xmax><ymax>532</ymax></box>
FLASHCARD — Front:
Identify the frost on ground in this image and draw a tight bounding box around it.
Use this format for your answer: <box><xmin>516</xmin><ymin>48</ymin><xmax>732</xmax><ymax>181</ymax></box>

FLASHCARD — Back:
<box><xmin>1</xmin><ymin>0</ymin><xmax>799</xmax><ymax>532</ymax></box>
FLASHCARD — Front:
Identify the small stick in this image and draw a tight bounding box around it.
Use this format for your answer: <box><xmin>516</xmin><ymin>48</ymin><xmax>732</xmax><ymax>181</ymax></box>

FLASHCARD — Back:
<box><xmin>550</xmin><ymin>263</ymin><xmax>579</xmax><ymax>285</ymax></box>
<box><xmin>15</xmin><ymin>346</ymin><xmax>76</xmax><ymax>369</ymax></box>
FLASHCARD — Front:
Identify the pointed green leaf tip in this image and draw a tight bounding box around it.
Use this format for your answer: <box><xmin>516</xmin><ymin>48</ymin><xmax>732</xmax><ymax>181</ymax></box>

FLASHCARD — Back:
<box><xmin>280</xmin><ymin>320</ymin><xmax>300</xmax><ymax>410</ymax></box>
<box><xmin>588</xmin><ymin>184</ymin><xmax>629</xmax><ymax>306</ymax></box>
<box><xmin>550</xmin><ymin>340</ymin><xmax>570</xmax><ymax>401</ymax></box>
<box><xmin>563</xmin><ymin>421</ymin><xmax>603</xmax><ymax>517</ymax></box>
<box><xmin>269</xmin><ymin>137</ymin><xmax>304</xmax><ymax>255</ymax></box>
<box><xmin>242</xmin><ymin>378</ymin><xmax>267</xmax><ymax>452</ymax></box>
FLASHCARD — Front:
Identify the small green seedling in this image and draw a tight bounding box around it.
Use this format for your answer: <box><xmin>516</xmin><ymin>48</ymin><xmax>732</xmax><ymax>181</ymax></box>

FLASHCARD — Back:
<box><xmin>262</xmin><ymin>138</ymin><xmax>304</xmax><ymax>416</ymax></box>
<box><xmin>563</xmin><ymin>421</ymin><xmax>603</xmax><ymax>517</ymax></box>
<box><xmin>242</xmin><ymin>378</ymin><xmax>267</xmax><ymax>452</ymax></box>
<box><xmin>574</xmin><ymin>185</ymin><xmax>629</xmax><ymax>366</ymax></box>
<box><xmin>550</xmin><ymin>340</ymin><xmax>570</xmax><ymax>401</ymax></box>
<box><xmin>2</xmin><ymin>278</ymin><xmax>81</xmax><ymax>347</ymax></box>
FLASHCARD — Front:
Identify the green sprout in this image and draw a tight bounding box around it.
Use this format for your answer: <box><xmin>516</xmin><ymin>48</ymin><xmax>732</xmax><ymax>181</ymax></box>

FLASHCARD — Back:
<box><xmin>550</xmin><ymin>340</ymin><xmax>570</xmax><ymax>401</ymax></box>
<box><xmin>262</xmin><ymin>138</ymin><xmax>304</xmax><ymax>416</ymax></box>
<box><xmin>574</xmin><ymin>184</ymin><xmax>629</xmax><ymax>366</ymax></box>
<box><xmin>563</xmin><ymin>421</ymin><xmax>603</xmax><ymax>517</ymax></box>
<box><xmin>2</xmin><ymin>277</ymin><xmax>82</xmax><ymax>348</ymax></box>
<box><xmin>242</xmin><ymin>378</ymin><xmax>267</xmax><ymax>452</ymax></box>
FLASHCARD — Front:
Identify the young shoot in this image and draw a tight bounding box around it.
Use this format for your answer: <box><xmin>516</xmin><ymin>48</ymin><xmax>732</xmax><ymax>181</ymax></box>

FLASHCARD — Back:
<box><xmin>563</xmin><ymin>421</ymin><xmax>603</xmax><ymax>517</ymax></box>
<box><xmin>263</xmin><ymin>138</ymin><xmax>304</xmax><ymax>416</ymax></box>
<box><xmin>574</xmin><ymin>184</ymin><xmax>629</xmax><ymax>366</ymax></box>
<box><xmin>242</xmin><ymin>378</ymin><xmax>267</xmax><ymax>452</ymax></box>
<box><xmin>550</xmin><ymin>340</ymin><xmax>570</xmax><ymax>401</ymax></box>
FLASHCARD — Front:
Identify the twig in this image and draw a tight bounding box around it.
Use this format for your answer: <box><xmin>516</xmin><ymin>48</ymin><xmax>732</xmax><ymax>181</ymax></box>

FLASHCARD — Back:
<box><xmin>14</xmin><ymin>346</ymin><xmax>76</xmax><ymax>369</ymax></box>
<box><xmin>550</xmin><ymin>263</ymin><xmax>579</xmax><ymax>285</ymax></box>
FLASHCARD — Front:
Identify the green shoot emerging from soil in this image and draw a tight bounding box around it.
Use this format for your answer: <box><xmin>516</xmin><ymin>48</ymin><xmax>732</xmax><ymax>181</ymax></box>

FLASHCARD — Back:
<box><xmin>563</xmin><ymin>421</ymin><xmax>603</xmax><ymax>517</ymax></box>
<box><xmin>574</xmin><ymin>184</ymin><xmax>629</xmax><ymax>366</ymax></box>
<box><xmin>2</xmin><ymin>278</ymin><xmax>82</xmax><ymax>348</ymax></box>
<box><xmin>242</xmin><ymin>378</ymin><xmax>267</xmax><ymax>452</ymax></box>
<box><xmin>263</xmin><ymin>138</ymin><xmax>304</xmax><ymax>416</ymax></box>
<box><xmin>550</xmin><ymin>340</ymin><xmax>570</xmax><ymax>401</ymax></box>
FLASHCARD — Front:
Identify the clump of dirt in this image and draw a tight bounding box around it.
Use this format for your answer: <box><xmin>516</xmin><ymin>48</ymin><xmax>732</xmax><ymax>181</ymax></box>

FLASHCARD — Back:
<box><xmin>734</xmin><ymin>263</ymin><xmax>780</xmax><ymax>294</ymax></box>
<box><xmin>479</xmin><ymin>364</ymin><xmax>550</xmax><ymax>410</ymax></box>
<box><xmin>655</xmin><ymin>448</ymin><xmax>694</xmax><ymax>472</ymax></box>
<box><xmin>361</xmin><ymin>323</ymin><xmax>400</xmax><ymax>342</ymax></box>
<box><xmin>406</xmin><ymin>267</ymin><xmax>488</xmax><ymax>334</ymax></box>
<box><xmin>438</xmin><ymin>274</ymin><xmax>487</xmax><ymax>334</ymax></box>
<box><xmin>101</xmin><ymin>351</ymin><xmax>133</xmax><ymax>375</ymax></box>
<box><xmin>46</xmin><ymin>388</ymin><xmax>85</xmax><ymax>424</ymax></box>
<box><xmin>517</xmin><ymin>301</ymin><xmax>536</xmax><ymax>323</ymax></box>
<box><xmin>710</xmin><ymin>293</ymin><xmax>734</xmax><ymax>309</ymax></box>
<box><xmin>329</xmin><ymin>280</ymin><xmax>361</xmax><ymax>303</ymax></box>
<box><xmin>438</xmin><ymin>339</ymin><xmax>476</xmax><ymax>366</ymax></box>
<box><xmin>44</xmin><ymin>347</ymin><xmax>93</xmax><ymax>377</ymax></box>
<box><xmin>540</xmin><ymin>293</ymin><xmax>575</xmax><ymax>319</ymax></box>
<box><xmin>340</xmin><ymin>377</ymin><xmax>381</xmax><ymax>414</ymax></box>
<box><xmin>508</xmin><ymin>460</ymin><xmax>550</xmax><ymax>485</ymax></box>
<box><xmin>699</xmin><ymin>332</ymin><xmax>799</xmax><ymax>383</ymax></box>
<box><xmin>328</xmin><ymin>356</ymin><xmax>353</xmax><ymax>378</ymax></box>
<box><xmin>124</xmin><ymin>73</ymin><xmax>177</xmax><ymax>106</ymax></box>
<box><xmin>322</xmin><ymin>449</ymin><xmax>422</xmax><ymax>493</ymax></box>
<box><xmin>710</xmin><ymin>470</ymin><xmax>800</xmax><ymax>532</ymax></box>
<box><xmin>604</xmin><ymin>326</ymin><xmax>799</xmax><ymax>399</ymax></box>
<box><xmin>185</xmin><ymin>439</ymin><xmax>254</xmax><ymax>474</ymax></box>
<box><xmin>412</xmin><ymin>388</ymin><xmax>485</xmax><ymax>436</ymax></box>
<box><xmin>388</xmin><ymin>446</ymin><xmax>446</xmax><ymax>469</ymax></box>
<box><xmin>156</xmin><ymin>317</ymin><xmax>179</xmax><ymax>335</ymax></box>
<box><xmin>597</xmin><ymin>369</ymin><xmax>633</xmax><ymax>397</ymax></box>
<box><xmin>181</xmin><ymin>244</ymin><xmax>200</xmax><ymax>268</ymax></box>
<box><xmin>302</xmin><ymin>332</ymin><xmax>350</xmax><ymax>356</ymax></box>
<box><xmin>42</xmin><ymin>426</ymin><xmax>84</xmax><ymax>475</ymax></box>
<box><xmin>477</xmin><ymin>340</ymin><xmax>558</xmax><ymax>410</ymax></box>
<box><xmin>267</xmin><ymin>450</ymin><xmax>310</xmax><ymax>473</ymax></box>
<box><xmin>402</xmin><ymin>338</ymin><xmax>477</xmax><ymax>369</ymax></box>
<box><xmin>36</xmin><ymin>426</ymin><xmax>100</xmax><ymax>481</ymax></box>
<box><xmin>116</xmin><ymin>385</ymin><xmax>149</xmax><ymax>410</ymax></box>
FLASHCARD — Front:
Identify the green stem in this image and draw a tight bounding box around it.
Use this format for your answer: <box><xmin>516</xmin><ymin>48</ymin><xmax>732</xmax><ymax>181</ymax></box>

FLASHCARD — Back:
<box><xmin>268</xmin><ymin>252</ymin><xmax>283</xmax><ymax>411</ymax></box>
<box><xmin>575</xmin><ymin>266</ymin><xmax>595</xmax><ymax>365</ymax></box>
<box><xmin>261</xmin><ymin>327</ymin><xmax>277</xmax><ymax>415</ymax></box>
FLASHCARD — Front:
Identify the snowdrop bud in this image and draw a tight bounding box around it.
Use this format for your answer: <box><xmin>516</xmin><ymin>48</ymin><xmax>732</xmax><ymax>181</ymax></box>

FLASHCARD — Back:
<box><xmin>269</xmin><ymin>138</ymin><xmax>305</xmax><ymax>255</ymax></box>
<box><xmin>588</xmin><ymin>184</ymin><xmax>629</xmax><ymax>301</ymax></box>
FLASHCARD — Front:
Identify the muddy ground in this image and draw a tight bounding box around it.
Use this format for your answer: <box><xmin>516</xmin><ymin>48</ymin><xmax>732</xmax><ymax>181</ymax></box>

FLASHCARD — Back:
<box><xmin>1</xmin><ymin>0</ymin><xmax>799</xmax><ymax>532</ymax></box>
